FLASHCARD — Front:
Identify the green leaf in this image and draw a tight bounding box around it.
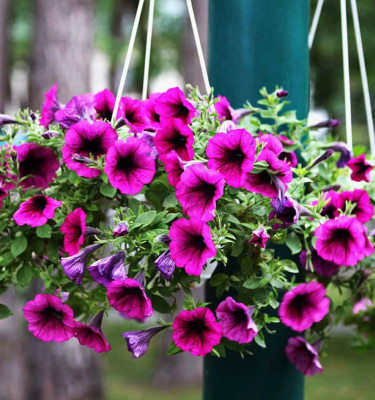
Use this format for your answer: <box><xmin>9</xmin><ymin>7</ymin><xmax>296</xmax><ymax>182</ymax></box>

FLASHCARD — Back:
<box><xmin>0</xmin><ymin>304</ymin><xmax>12</xmax><ymax>319</ymax></box>
<box><xmin>167</xmin><ymin>341</ymin><xmax>183</xmax><ymax>355</ymax></box>
<box><xmin>282</xmin><ymin>260</ymin><xmax>299</xmax><ymax>273</ymax></box>
<box><xmin>149</xmin><ymin>294</ymin><xmax>171</xmax><ymax>314</ymax></box>
<box><xmin>16</xmin><ymin>266</ymin><xmax>33</xmax><ymax>286</ymax></box>
<box><xmin>11</xmin><ymin>235</ymin><xmax>28</xmax><ymax>258</ymax></box>
<box><xmin>243</xmin><ymin>275</ymin><xmax>270</xmax><ymax>289</ymax></box>
<box><xmin>285</xmin><ymin>232</ymin><xmax>302</xmax><ymax>255</ymax></box>
<box><xmin>100</xmin><ymin>182</ymin><xmax>117</xmax><ymax>198</ymax></box>
<box><xmin>163</xmin><ymin>193</ymin><xmax>178</xmax><ymax>208</ymax></box>
<box><xmin>209</xmin><ymin>273</ymin><xmax>227</xmax><ymax>287</ymax></box>
<box><xmin>36</xmin><ymin>224</ymin><xmax>52</xmax><ymax>238</ymax></box>
<box><xmin>254</xmin><ymin>333</ymin><xmax>266</xmax><ymax>348</ymax></box>
<box><xmin>135</xmin><ymin>211</ymin><xmax>157</xmax><ymax>227</ymax></box>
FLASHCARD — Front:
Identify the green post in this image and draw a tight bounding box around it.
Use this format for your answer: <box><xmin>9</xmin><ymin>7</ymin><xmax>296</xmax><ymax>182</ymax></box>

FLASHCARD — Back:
<box><xmin>204</xmin><ymin>1</ymin><xmax>309</xmax><ymax>399</ymax></box>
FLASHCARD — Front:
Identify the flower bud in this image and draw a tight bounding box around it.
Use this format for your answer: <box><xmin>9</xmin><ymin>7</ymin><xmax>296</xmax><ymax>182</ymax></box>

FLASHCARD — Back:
<box><xmin>276</xmin><ymin>89</ymin><xmax>289</xmax><ymax>98</ymax></box>
<box><xmin>113</xmin><ymin>221</ymin><xmax>129</xmax><ymax>237</ymax></box>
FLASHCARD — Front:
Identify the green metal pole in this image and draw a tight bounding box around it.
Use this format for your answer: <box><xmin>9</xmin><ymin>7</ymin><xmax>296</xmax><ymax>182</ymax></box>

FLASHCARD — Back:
<box><xmin>204</xmin><ymin>1</ymin><xmax>309</xmax><ymax>399</ymax></box>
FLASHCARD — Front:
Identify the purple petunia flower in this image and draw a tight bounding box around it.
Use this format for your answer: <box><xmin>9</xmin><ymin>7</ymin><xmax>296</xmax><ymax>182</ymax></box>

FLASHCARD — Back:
<box><xmin>62</xmin><ymin>120</ymin><xmax>118</xmax><ymax>178</ymax></box>
<box><xmin>330</xmin><ymin>142</ymin><xmax>353</xmax><ymax>168</ymax></box>
<box><xmin>74</xmin><ymin>311</ymin><xmax>111</xmax><ymax>353</ymax></box>
<box><xmin>94</xmin><ymin>89</ymin><xmax>115</xmax><ymax>121</ymax></box>
<box><xmin>104</xmin><ymin>137</ymin><xmax>156</xmax><ymax>195</ymax></box>
<box><xmin>13</xmin><ymin>195</ymin><xmax>62</xmax><ymax>227</ymax></box>
<box><xmin>107</xmin><ymin>278</ymin><xmax>153</xmax><ymax>320</ymax></box>
<box><xmin>206</xmin><ymin>129</ymin><xmax>256</xmax><ymax>187</ymax></box>
<box><xmin>244</xmin><ymin>150</ymin><xmax>292</xmax><ymax>198</ymax></box>
<box><xmin>88</xmin><ymin>251</ymin><xmax>126</xmax><ymax>287</ymax></box>
<box><xmin>169</xmin><ymin>218</ymin><xmax>216</xmax><ymax>276</ymax></box>
<box><xmin>334</xmin><ymin>189</ymin><xmax>374</xmax><ymax>223</ymax></box>
<box><xmin>279</xmin><ymin>282</ymin><xmax>330</xmax><ymax>332</ymax></box>
<box><xmin>315</xmin><ymin>216</ymin><xmax>373</xmax><ymax>267</ymax></box>
<box><xmin>143</xmin><ymin>93</ymin><xmax>162</xmax><ymax>131</ymax></box>
<box><xmin>353</xmin><ymin>298</ymin><xmax>372</xmax><ymax>314</ymax></box>
<box><xmin>347</xmin><ymin>154</ymin><xmax>373</xmax><ymax>182</ymax></box>
<box><xmin>269</xmin><ymin>197</ymin><xmax>300</xmax><ymax>230</ymax></box>
<box><xmin>14</xmin><ymin>143</ymin><xmax>60</xmax><ymax>189</ymax></box>
<box><xmin>160</xmin><ymin>150</ymin><xmax>185</xmax><ymax>188</ymax></box>
<box><xmin>258</xmin><ymin>134</ymin><xmax>284</xmax><ymax>156</ymax></box>
<box><xmin>122</xmin><ymin>326</ymin><xmax>166</xmax><ymax>358</ymax></box>
<box><xmin>279</xmin><ymin>150</ymin><xmax>298</xmax><ymax>167</ymax></box>
<box><xmin>172</xmin><ymin>307</ymin><xmax>222</xmax><ymax>356</ymax></box>
<box><xmin>40</xmin><ymin>83</ymin><xmax>61</xmax><ymax>127</ymax></box>
<box><xmin>276</xmin><ymin>89</ymin><xmax>289</xmax><ymax>98</ymax></box>
<box><xmin>176</xmin><ymin>163</ymin><xmax>225</xmax><ymax>222</ymax></box>
<box><xmin>154</xmin><ymin>249</ymin><xmax>176</xmax><ymax>280</ymax></box>
<box><xmin>154</xmin><ymin>118</ymin><xmax>194</xmax><ymax>161</ymax></box>
<box><xmin>60</xmin><ymin>208</ymin><xmax>87</xmax><ymax>256</ymax></box>
<box><xmin>249</xmin><ymin>226</ymin><xmax>270</xmax><ymax>248</ymax></box>
<box><xmin>214</xmin><ymin>95</ymin><xmax>251</xmax><ymax>124</ymax></box>
<box><xmin>216</xmin><ymin>297</ymin><xmax>258</xmax><ymax>344</ymax></box>
<box><xmin>61</xmin><ymin>243</ymin><xmax>102</xmax><ymax>285</ymax></box>
<box><xmin>154</xmin><ymin>87</ymin><xmax>196</xmax><ymax>125</ymax></box>
<box><xmin>23</xmin><ymin>293</ymin><xmax>75</xmax><ymax>342</ymax></box>
<box><xmin>113</xmin><ymin>221</ymin><xmax>129</xmax><ymax>237</ymax></box>
<box><xmin>116</xmin><ymin>97</ymin><xmax>149</xmax><ymax>133</ymax></box>
<box><xmin>299</xmin><ymin>250</ymin><xmax>341</xmax><ymax>277</ymax></box>
<box><xmin>311</xmin><ymin>119</ymin><xmax>340</xmax><ymax>129</ymax></box>
<box><xmin>286</xmin><ymin>336</ymin><xmax>323</xmax><ymax>376</ymax></box>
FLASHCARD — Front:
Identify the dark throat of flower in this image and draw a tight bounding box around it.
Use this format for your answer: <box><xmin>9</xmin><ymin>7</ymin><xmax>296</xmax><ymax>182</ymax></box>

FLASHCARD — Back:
<box><xmin>33</xmin><ymin>195</ymin><xmax>48</xmax><ymax>211</ymax></box>
<box><xmin>82</xmin><ymin>136</ymin><xmax>104</xmax><ymax>156</ymax></box>
<box><xmin>43</xmin><ymin>307</ymin><xmax>64</xmax><ymax>321</ymax></box>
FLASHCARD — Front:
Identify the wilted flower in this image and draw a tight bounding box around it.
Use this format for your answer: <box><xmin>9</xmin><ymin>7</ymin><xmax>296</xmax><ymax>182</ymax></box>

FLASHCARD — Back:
<box><xmin>122</xmin><ymin>326</ymin><xmax>166</xmax><ymax>358</ymax></box>
<box><xmin>154</xmin><ymin>249</ymin><xmax>176</xmax><ymax>280</ymax></box>
<box><xmin>88</xmin><ymin>251</ymin><xmax>126</xmax><ymax>287</ymax></box>
<box><xmin>311</xmin><ymin>119</ymin><xmax>340</xmax><ymax>129</ymax></box>
<box><xmin>330</xmin><ymin>142</ymin><xmax>352</xmax><ymax>168</ymax></box>
<box><xmin>0</xmin><ymin>114</ymin><xmax>18</xmax><ymax>127</ymax></box>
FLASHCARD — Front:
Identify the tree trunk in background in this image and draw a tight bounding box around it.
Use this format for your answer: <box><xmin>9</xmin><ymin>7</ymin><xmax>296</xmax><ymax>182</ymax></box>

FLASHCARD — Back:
<box><xmin>29</xmin><ymin>0</ymin><xmax>94</xmax><ymax>108</ymax></box>
<box><xmin>0</xmin><ymin>0</ymin><xmax>9</xmax><ymax>111</ymax></box>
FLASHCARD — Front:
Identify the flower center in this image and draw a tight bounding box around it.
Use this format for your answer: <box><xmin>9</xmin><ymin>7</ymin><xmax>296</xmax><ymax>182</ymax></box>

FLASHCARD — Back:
<box><xmin>331</xmin><ymin>228</ymin><xmax>353</xmax><ymax>247</ymax></box>
<box><xmin>32</xmin><ymin>195</ymin><xmax>47</xmax><ymax>211</ymax></box>
<box><xmin>191</xmin><ymin>235</ymin><xmax>207</xmax><ymax>251</ymax></box>
<box><xmin>290</xmin><ymin>294</ymin><xmax>309</xmax><ymax>318</ymax></box>
<box><xmin>19</xmin><ymin>156</ymin><xmax>42</xmax><ymax>177</ymax></box>
<box><xmin>43</xmin><ymin>307</ymin><xmax>64</xmax><ymax>321</ymax></box>
<box><xmin>117</xmin><ymin>155</ymin><xmax>135</xmax><ymax>173</ymax></box>
<box><xmin>186</xmin><ymin>318</ymin><xmax>206</xmax><ymax>335</ymax></box>
<box><xmin>82</xmin><ymin>137</ymin><xmax>104</xmax><ymax>156</ymax></box>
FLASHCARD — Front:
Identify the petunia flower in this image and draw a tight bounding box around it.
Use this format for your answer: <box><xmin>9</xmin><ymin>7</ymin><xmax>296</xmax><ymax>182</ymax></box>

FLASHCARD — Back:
<box><xmin>169</xmin><ymin>218</ymin><xmax>216</xmax><ymax>276</ymax></box>
<box><xmin>347</xmin><ymin>154</ymin><xmax>373</xmax><ymax>182</ymax></box>
<box><xmin>279</xmin><ymin>282</ymin><xmax>330</xmax><ymax>332</ymax></box>
<box><xmin>143</xmin><ymin>93</ymin><xmax>162</xmax><ymax>131</ymax></box>
<box><xmin>206</xmin><ymin>129</ymin><xmax>256</xmax><ymax>187</ymax></box>
<box><xmin>40</xmin><ymin>83</ymin><xmax>61</xmax><ymax>127</ymax></box>
<box><xmin>353</xmin><ymin>298</ymin><xmax>372</xmax><ymax>314</ymax></box>
<box><xmin>113</xmin><ymin>221</ymin><xmax>129</xmax><ymax>237</ymax></box>
<box><xmin>154</xmin><ymin>118</ymin><xmax>194</xmax><ymax>161</ymax></box>
<box><xmin>94</xmin><ymin>89</ymin><xmax>115</xmax><ymax>121</ymax></box>
<box><xmin>258</xmin><ymin>134</ymin><xmax>284</xmax><ymax>155</ymax></box>
<box><xmin>160</xmin><ymin>150</ymin><xmax>185</xmax><ymax>187</ymax></box>
<box><xmin>104</xmin><ymin>137</ymin><xmax>156</xmax><ymax>195</ymax></box>
<box><xmin>279</xmin><ymin>150</ymin><xmax>298</xmax><ymax>167</ymax></box>
<box><xmin>23</xmin><ymin>293</ymin><xmax>75</xmax><ymax>342</ymax></box>
<box><xmin>214</xmin><ymin>95</ymin><xmax>251</xmax><ymax>124</ymax></box>
<box><xmin>249</xmin><ymin>226</ymin><xmax>270</xmax><ymax>248</ymax></box>
<box><xmin>172</xmin><ymin>307</ymin><xmax>222</xmax><ymax>356</ymax></box>
<box><xmin>107</xmin><ymin>277</ymin><xmax>153</xmax><ymax>320</ymax></box>
<box><xmin>216</xmin><ymin>297</ymin><xmax>258</xmax><ymax>344</ymax></box>
<box><xmin>299</xmin><ymin>250</ymin><xmax>340</xmax><ymax>277</ymax></box>
<box><xmin>62</xmin><ymin>120</ymin><xmax>118</xmax><ymax>178</ymax></box>
<box><xmin>244</xmin><ymin>150</ymin><xmax>292</xmax><ymax>198</ymax></box>
<box><xmin>269</xmin><ymin>197</ymin><xmax>300</xmax><ymax>230</ymax></box>
<box><xmin>311</xmin><ymin>119</ymin><xmax>340</xmax><ymax>129</ymax></box>
<box><xmin>333</xmin><ymin>189</ymin><xmax>374</xmax><ymax>223</ymax></box>
<box><xmin>122</xmin><ymin>326</ymin><xmax>166</xmax><ymax>358</ymax></box>
<box><xmin>88</xmin><ymin>251</ymin><xmax>126</xmax><ymax>287</ymax></box>
<box><xmin>154</xmin><ymin>87</ymin><xmax>196</xmax><ymax>125</ymax></box>
<box><xmin>116</xmin><ymin>97</ymin><xmax>149</xmax><ymax>133</ymax></box>
<box><xmin>13</xmin><ymin>195</ymin><xmax>62</xmax><ymax>227</ymax></box>
<box><xmin>330</xmin><ymin>142</ymin><xmax>352</xmax><ymax>168</ymax></box>
<box><xmin>315</xmin><ymin>216</ymin><xmax>373</xmax><ymax>266</ymax></box>
<box><xmin>61</xmin><ymin>243</ymin><xmax>102</xmax><ymax>285</ymax></box>
<box><xmin>74</xmin><ymin>311</ymin><xmax>111</xmax><ymax>353</ymax></box>
<box><xmin>14</xmin><ymin>143</ymin><xmax>60</xmax><ymax>189</ymax></box>
<box><xmin>54</xmin><ymin>93</ymin><xmax>96</xmax><ymax>129</ymax></box>
<box><xmin>154</xmin><ymin>249</ymin><xmax>176</xmax><ymax>280</ymax></box>
<box><xmin>276</xmin><ymin>89</ymin><xmax>289</xmax><ymax>98</ymax></box>
<box><xmin>60</xmin><ymin>208</ymin><xmax>87</xmax><ymax>256</ymax></box>
<box><xmin>176</xmin><ymin>163</ymin><xmax>225</xmax><ymax>222</ymax></box>
<box><xmin>286</xmin><ymin>336</ymin><xmax>323</xmax><ymax>376</ymax></box>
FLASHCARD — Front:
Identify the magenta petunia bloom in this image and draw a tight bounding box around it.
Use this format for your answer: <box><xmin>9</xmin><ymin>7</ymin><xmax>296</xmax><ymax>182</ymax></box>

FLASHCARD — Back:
<box><xmin>160</xmin><ymin>150</ymin><xmax>185</xmax><ymax>187</ymax></box>
<box><xmin>14</xmin><ymin>143</ymin><xmax>60</xmax><ymax>189</ymax></box>
<box><xmin>353</xmin><ymin>298</ymin><xmax>372</xmax><ymax>314</ymax></box>
<box><xmin>74</xmin><ymin>311</ymin><xmax>111</xmax><ymax>353</ymax></box>
<box><xmin>61</xmin><ymin>244</ymin><xmax>102</xmax><ymax>285</ymax></box>
<box><xmin>172</xmin><ymin>307</ymin><xmax>222</xmax><ymax>356</ymax></box>
<box><xmin>154</xmin><ymin>87</ymin><xmax>195</xmax><ymax>125</ymax></box>
<box><xmin>214</xmin><ymin>95</ymin><xmax>251</xmax><ymax>124</ymax></box>
<box><xmin>286</xmin><ymin>336</ymin><xmax>323</xmax><ymax>377</ymax></box>
<box><xmin>244</xmin><ymin>150</ymin><xmax>292</xmax><ymax>198</ymax></box>
<box><xmin>54</xmin><ymin>93</ymin><xmax>96</xmax><ymax>129</ymax></box>
<box><xmin>279</xmin><ymin>282</ymin><xmax>330</xmax><ymax>332</ymax></box>
<box><xmin>60</xmin><ymin>208</ymin><xmax>87</xmax><ymax>256</ymax></box>
<box><xmin>40</xmin><ymin>83</ymin><xmax>61</xmax><ymax>127</ymax></box>
<box><xmin>169</xmin><ymin>218</ymin><xmax>216</xmax><ymax>276</ymax></box>
<box><xmin>334</xmin><ymin>189</ymin><xmax>374</xmax><ymax>223</ymax></box>
<box><xmin>104</xmin><ymin>137</ymin><xmax>156</xmax><ymax>195</ymax></box>
<box><xmin>122</xmin><ymin>326</ymin><xmax>166</xmax><ymax>359</ymax></box>
<box><xmin>13</xmin><ymin>195</ymin><xmax>62</xmax><ymax>227</ymax></box>
<box><xmin>143</xmin><ymin>93</ymin><xmax>162</xmax><ymax>131</ymax></box>
<box><xmin>276</xmin><ymin>89</ymin><xmax>289</xmax><ymax>98</ymax></box>
<box><xmin>154</xmin><ymin>118</ymin><xmax>194</xmax><ymax>161</ymax></box>
<box><xmin>116</xmin><ymin>97</ymin><xmax>149</xmax><ymax>133</ymax></box>
<box><xmin>318</xmin><ymin>190</ymin><xmax>338</xmax><ymax>219</ymax></box>
<box><xmin>279</xmin><ymin>150</ymin><xmax>298</xmax><ymax>167</ymax></box>
<box><xmin>113</xmin><ymin>221</ymin><xmax>129</xmax><ymax>237</ymax></box>
<box><xmin>94</xmin><ymin>89</ymin><xmax>115</xmax><ymax>121</ymax></box>
<box><xmin>315</xmin><ymin>216</ymin><xmax>373</xmax><ymax>267</ymax></box>
<box><xmin>299</xmin><ymin>250</ymin><xmax>340</xmax><ymax>277</ymax></box>
<box><xmin>249</xmin><ymin>226</ymin><xmax>270</xmax><ymax>248</ymax></box>
<box><xmin>206</xmin><ymin>129</ymin><xmax>256</xmax><ymax>187</ymax></box>
<box><xmin>176</xmin><ymin>163</ymin><xmax>225</xmax><ymax>222</ymax></box>
<box><xmin>154</xmin><ymin>249</ymin><xmax>176</xmax><ymax>280</ymax></box>
<box><xmin>88</xmin><ymin>251</ymin><xmax>126</xmax><ymax>287</ymax></box>
<box><xmin>216</xmin><ymin>297</ymin><xmax>258</xmax><ymax>344</ymax></box>
<box><xmin>23</xmin><ymin>294</ymin><xmax>75</xmax><ymax>342</ymax></box>
<box><xmin>269</xmin><ymin>197</ymin><xmax>300</xmax><ymax>230</ymax></box>
<box><xmin>258</xmin><ymin>134</ymin><xmax>283</xmax><ymax>155</ymax></box>
<box><xmin>62</xmin><ymin>120</ymin><xmax>118</xmax><ymax>178</ymax></box>
<box><xmin>347</xmin><ymin>154</ymin><xmax>373</xmax><ymax>181</ymax></box>
<box><xmin>107</xmin><ymin>278</ymin><xmax>153</xmax><ymax>320</ymax></box>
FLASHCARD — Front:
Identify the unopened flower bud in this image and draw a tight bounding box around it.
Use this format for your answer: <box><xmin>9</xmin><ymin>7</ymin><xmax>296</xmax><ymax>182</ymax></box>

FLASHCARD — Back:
<box><xmin>42</xmin><ymin>130</ymin><xmax>60</xmax><ymax>139</ymax></box>
<box><xmin>311</xmin><ymin>119</ymin><xmax>340</xmax><ymax>129</ymax></box>
<box><xmin>113</xmin><ymin>221</ymin><xmax>129</xmax><ymax>237</ymax></box>
<box><xmin>276</xmin><ymin>89</ymin><xmax>289</xmax><ymax>98</ymax></box>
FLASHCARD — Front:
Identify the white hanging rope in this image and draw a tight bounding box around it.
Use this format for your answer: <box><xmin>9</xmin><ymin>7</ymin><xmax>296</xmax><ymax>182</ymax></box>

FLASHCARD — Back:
<box><xmin>185</xmin><ymin>0</ymin><xmax>210</xmax><ymax>94</ymax></box>
<box><xmin>340</xmin><ymin>0</ymin><xmax>353</xmax><ymax>151</ymax></box>
<box><xmin>309</xmin><ymin>0</ymin><xmax>325</xmax><ymax>49</ymax></box>
<box><xmin>350</xmin><ymin>0</ymin><xmax>375</xmax><ymax>155</ymax></box>
<box><xmin>111</xmin><ymin>0</ymin><xmax>145</xmax><ymax>125</ymax></box>
<box><xmin>142</xmin><ymin>0</ymin><xmax>155</xmax><ymax>100</ymax></box>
